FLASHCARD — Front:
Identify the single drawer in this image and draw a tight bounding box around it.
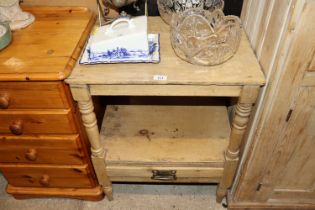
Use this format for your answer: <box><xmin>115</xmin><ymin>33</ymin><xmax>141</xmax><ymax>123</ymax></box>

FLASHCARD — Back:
<box><xmin>0</xmin><ymin>164</ymin><xmax>94</xmax><ymax>188</ymax></box>
<box><xmin>0</xmin><ymin>82</ymin><xmax>70</xmax><ymax>109</ymax></box>
<box><xmin>0</xmin><ymin>110</ymin><xmax>77</xmax><ymax>135</ymax></box>
<box><xmin>107</xmin><ymin>165</ymin><xmax>223</xmax><ymax>183</ymax></box>
<box><xmin>0</xmin><ymin>135</ymin><xmax>84</xmax><ymax>164</ymax></box>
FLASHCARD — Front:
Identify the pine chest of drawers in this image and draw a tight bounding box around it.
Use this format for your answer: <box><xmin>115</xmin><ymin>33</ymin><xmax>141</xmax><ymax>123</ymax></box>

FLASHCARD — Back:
<box><xmin>0</xmin><ymin>7</ymin><xmax>103</xmax><ymax>201</ymax></box>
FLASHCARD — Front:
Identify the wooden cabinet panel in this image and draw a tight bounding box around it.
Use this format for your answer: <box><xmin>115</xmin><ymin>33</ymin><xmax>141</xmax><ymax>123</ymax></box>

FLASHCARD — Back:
<box><xmin>241</xmin><ymin>0</ymin><xmax>293</xmax><ymax>75</ymax></box>
<box><xmin>262</xmin><ymin>87</ymin><xmax>315</xmax><ymax>203</ymax></box>
<box><xmin>308</xmin><ymin>56</ymin><xmax>315</xmax><ymax>72</ymax></box>
<box><xmin>0</xmin><ymin>164</ymin><xmax>94</xmax><ymax>188</ymax></box>
<box><xmin>0</xmin><ymin>82</ymin><xmax>70</xmax><ymax>109</ymax></box>
<box><xmin>230</xmin><ymin>87</ymin><xmax>315</xmax><ymax>209</ymax></box>
<box><xmin>0</xmin><ymin>110</ymin><xmax>77</xmax><ymax>134</ymax></box>
<box><xmin>229</xmin><ymin>0</ymin><xmax>315</xmax><ymax>209</ymax></box>
<box><xmin>0</xmin><ymin>135</ymin><xmax>84</xmax><ymax>164</ymax></box>
<box><xmin>302</xmin><ymin>71</ymin><xmax>315</xmax><ymax>86</ymax></box>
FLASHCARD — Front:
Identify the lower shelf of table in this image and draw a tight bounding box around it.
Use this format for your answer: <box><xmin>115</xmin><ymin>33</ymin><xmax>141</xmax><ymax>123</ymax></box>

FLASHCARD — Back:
<box><xmin>101</xmin><ymin>105</ymin><xmax>231</xmax><ymax>183</ymax></box>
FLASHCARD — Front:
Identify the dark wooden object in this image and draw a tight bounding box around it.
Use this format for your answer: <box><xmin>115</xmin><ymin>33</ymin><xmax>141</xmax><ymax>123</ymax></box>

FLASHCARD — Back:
<box><xmin>0</xmin><ymin>7</ymin><xmax>104</xmax><ymax>201</ymax></box>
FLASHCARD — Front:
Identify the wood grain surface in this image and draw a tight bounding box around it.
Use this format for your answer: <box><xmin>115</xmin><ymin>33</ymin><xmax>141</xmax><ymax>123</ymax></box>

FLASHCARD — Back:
<box><xmin>0</xmin><ymin>135</ymin><xmax>85</xmax><ymax>164</ymax></box>
<box><xmin>101</xmin><ymin>105</ymin><xmax>230</xmax><ymax>166</ymax></box>
<box><xmin>0</xmin><ymin>82</ymin><xmax>70</xmax><ymax>109</ymax></box>
<box><xmin>230</xmin><ymin>0</ymin><xmax>315</xmax><ymax>208</ymax></box>
<box><xmin>0</xmin><ymin>7</ymin><xmax>96</xmax><ymax>81</ymax></box>
<box><xmin>0</xmin><ymin>164</ymin><xmax>94</xmax><ymax>188</ymax></box>
<box><xmin>66</xmin><ymin>17</ymin><xmax>265</xmax><ymax>86</ymax></box>
<box><xmin>7</xmin><ymin>185</ymin><xmax>104</xmax><ymax>201</ymax></box>
<box><xmin>107</xmin><ymin>165</ymin><xmax>224</xmax><ymax>183</ymax></box>
<box><xmin>0</xmin><ymin>110</ymin><xmax>77</xmax><ymax>134</ymax></box>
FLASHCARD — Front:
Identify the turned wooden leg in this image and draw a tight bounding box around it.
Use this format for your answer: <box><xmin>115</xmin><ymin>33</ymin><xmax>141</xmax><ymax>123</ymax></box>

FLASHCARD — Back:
<box><xmin>216</xmin><ymin>86</ymin><xmax>260</xmax><ymax>203</ymax></box>
<box><xmin>70</xmin><ymin>85</ymin><xmax>113</xmax><ymax>201</ymax></box>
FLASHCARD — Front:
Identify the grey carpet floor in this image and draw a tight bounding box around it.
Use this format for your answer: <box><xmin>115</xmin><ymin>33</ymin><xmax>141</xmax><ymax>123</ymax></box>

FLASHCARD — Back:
<box><xmin>0</xmin><ymin>173</ymin><xmax>226</xmax><ymax>210</ymax></box>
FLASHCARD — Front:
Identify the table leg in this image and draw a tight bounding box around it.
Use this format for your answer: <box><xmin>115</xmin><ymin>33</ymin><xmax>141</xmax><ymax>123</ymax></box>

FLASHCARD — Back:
<box><xmin>70</xmin><ymin>85</ymin><xmax>113</xmax><ymax>201</ymax></box>
<box><xmin>216</xmin><ymin>86</ymin><xmax>260</xmax><ymax>203</ymax></box>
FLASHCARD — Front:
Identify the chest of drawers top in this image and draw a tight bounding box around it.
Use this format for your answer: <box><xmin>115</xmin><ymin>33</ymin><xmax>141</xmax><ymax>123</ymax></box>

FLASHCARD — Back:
<box><xmin>0</xmin><ymin>6</ymin><xmax>95</xmax><ymax>82</ymax></box>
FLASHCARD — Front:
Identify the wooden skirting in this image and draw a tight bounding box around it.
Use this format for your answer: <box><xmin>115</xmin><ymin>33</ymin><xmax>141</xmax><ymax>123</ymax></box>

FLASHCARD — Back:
<box><xmin>228</xmin><ymin>202</ymin><xmax>315</xmax><ymax>210</ymax></box>
<box><xmin>228</xmin><ymin>192</ymin><xmax>315</xmax><ymax>210</ymax></box>
<box><xmin>7</xmin><ymin>185</ymin><xmax>104</xmax><ymax>201</ymax></box>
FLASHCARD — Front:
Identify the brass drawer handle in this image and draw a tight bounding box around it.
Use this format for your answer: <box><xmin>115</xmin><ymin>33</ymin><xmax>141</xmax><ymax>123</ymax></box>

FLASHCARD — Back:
<box><xmin>151</xmin><ymin>170</ymin><xmax>177</xmax><ymax>181</ymax></box>
<box><xmin>0</xmin><ymin>93</ymin><xmax>10</xmax><ymax>109</ymax></box>
<box><xmin>39</xmin><ymin>174</ymin><xmax>50</xmax><ymax>186</ymax></box>
<box><xmin>25</xmin><ymin>148</ymin><xmax>37</xmax><ymax>161</ymax></box>
<box><xmin>9</xmin><ymin>120</ymin><xmax>23</xmax><ymax>135</ymax></box>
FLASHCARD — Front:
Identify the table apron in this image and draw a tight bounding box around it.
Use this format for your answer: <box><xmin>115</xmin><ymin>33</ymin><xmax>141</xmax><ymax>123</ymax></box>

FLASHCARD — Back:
<box><xmin>89</xmin><ymin>85</ymin><xmax>242</xmax><ymax>97</ymax></box>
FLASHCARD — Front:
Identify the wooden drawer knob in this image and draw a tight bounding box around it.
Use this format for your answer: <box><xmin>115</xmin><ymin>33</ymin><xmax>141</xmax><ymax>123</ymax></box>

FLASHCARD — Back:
<box><xmin>39</xmin><ymin>174</ymin><xmax>50</xmax><ymax>186</ymax></box>
<box><xmin>0</xmin><ymin>93</ymin><xmax>10</xmax><ymax>109</ymax></box>
<box><xmin>25</xmin><ymin>148</ymin><xmax>37</xmax><ymax>161</ymax></box>
<box><xmin>9</xmin><ymin>120</ymin><xmax>23</xmax><ymax>135</ymax></box>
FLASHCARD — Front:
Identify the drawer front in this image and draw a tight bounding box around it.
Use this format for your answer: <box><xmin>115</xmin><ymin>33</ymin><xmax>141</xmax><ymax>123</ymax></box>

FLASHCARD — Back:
<box><xmin>107</xmin><ymin>165</ymin><xmax>223</xmax><ymax>183</ymax></box>
<box><xmin>0</xmin><ymin>110</ymin><xmax>77</xmax><ymax>134</ymax></box>
<box><xmin>0</xmin><ymin>164</ymin><xmax>94</xmax><ymax>188</ymax></box>
<box><xmin>0</xmin><ymin>82</ymin><xmax>70</xmax><ymax>109</ymax></box>
<box><xmin>0</xmin><ymin>135</ymin><xmax>84</xmax><ymax>164</ymax></box>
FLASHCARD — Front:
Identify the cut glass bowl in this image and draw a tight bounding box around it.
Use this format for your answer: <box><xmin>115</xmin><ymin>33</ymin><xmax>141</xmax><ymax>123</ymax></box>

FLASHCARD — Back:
<box><xmin>158</xmin><ymin>0</ymin><xmax>224</xmax><ymax>25</ymax></box>
<box><xmin>170</xmin><ymin>8</ymin><xmax>242</xmax><ymax>66</ymax></box>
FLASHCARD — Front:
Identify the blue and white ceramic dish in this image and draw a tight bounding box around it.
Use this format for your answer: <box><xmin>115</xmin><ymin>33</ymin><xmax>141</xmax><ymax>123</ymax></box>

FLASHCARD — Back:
<box><xmin>80</xmin><ymin>34</ymin><xmax>160</xmax><ymax>64</ymax></box>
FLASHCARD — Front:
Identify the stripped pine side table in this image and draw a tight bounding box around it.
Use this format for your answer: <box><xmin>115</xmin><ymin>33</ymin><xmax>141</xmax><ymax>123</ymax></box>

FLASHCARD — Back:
<box><xmin>66</xmin><ymin>17</ymin><xmax>265</xmax><ymax>202</ymax></box>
